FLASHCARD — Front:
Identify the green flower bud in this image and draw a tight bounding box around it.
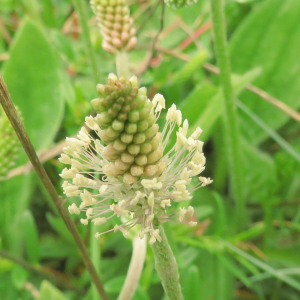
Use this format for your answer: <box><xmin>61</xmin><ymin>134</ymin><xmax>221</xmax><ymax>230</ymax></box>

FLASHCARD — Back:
<box><xmin>90</xmin><ymin>74</ymin><xmax>164</xmax><ymax>182</ymax></box>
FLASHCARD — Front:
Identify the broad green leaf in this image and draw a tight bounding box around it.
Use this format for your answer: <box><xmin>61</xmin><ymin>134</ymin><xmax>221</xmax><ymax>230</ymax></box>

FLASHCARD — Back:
<box><xmin>38</xmin><ymin>280</ymin><xmax>68</xmax><ymax>300</ymax></box>
<box><xmin>40</xmin><ymin>235</ymin><xmax>79</xmax><ymax>259</ymax></box>
<box><xmin>21</xmin><ymin>0</ymin><xmax>41</xmax><ymax>22</ymax></box>
<box><xmin>0</xmin><ymin>257</ymin><xmax>14</xmax><ymax>273</ymax></box>
<box><xmin>21</xmin><ymin>210</ymin><xmax>40</xmax><ymax>263</ymax></box>
<box><xmin>0</xmin><ymin>274</ymin><xmax>20</xmax><ymax>300</ymax></box>
<box><xmin>11</xmin><ymin>265</ymin><xmax>28</xmax><ymax>290</ymax></box>
<box><xmin>183</xmin><ymin>265</ymin><xmax>201</xmax><ymax>300</ymax></box>
<box><xmin>172</xmin><ymin>50</ymin><xmax>208</xmax><ymax>85</ymax></box>
<box><xmin>230</xmin><ymin>0</ymin><xmax>300</xmax><ymax>144</ymax></box>
<box><xmin>132</xmin><ymin>286</ymin><xmax>151</xmax><ymax>300</ymax></box>
<box><xmin>189</xmin><ymin>67</ymin><xmax>261</xmax><ymax>141</ymax></box>
<box><xmin>194</xmin><ymin>251</ymin><xmax>219</xmax><ymax>300</ymax></box>
<box><xmin>240</xmin><ymin>137</ymin><xmax>278</xmax><ymax>204</ymax></box>
<box><xmin>46</xmin><ymin>213</ymin><xmax>73</xmax><ymax>243</ymax></box>
<box><xmin>180</xmin><ymin>81</ymin><xmax>218</xmax><ymax>126</ymax></box>
<box><xmin>2</xmin><ymin>18</ymin><xmax>64</xmax><ymax>160</ymax></box>
<box><xmin>0</xmin><ymin>174</ymin><xmax>33</xmax><ymax>252</ymax></box>
<box><xmin>217</xmin><ymin>253</ymin><xmax>252</xmax><ymax>288</ymax></box>
<box><xmin>194</xmin><ymin>205</ymin><xmax>214</xmax><ymax>220</ymax></box>
<box><xmin>274</xmin><ymin>150</ymin><xmax>300</xmax><ymax>200</ymax></box>
<box><xmin>178</xmin><ymin>247</ymin><xmax>199</xmax><ymax>268</ymax></box>
<box><xmin>104</xmin><ymin>276</ymin><xmax>126</xmax><ymax>294</ymax></box>
<box><xmin>41</xmin><ymin>0</ymin><xmax>56</xmax><ymax>27</ymax></box>
<box><xmin>263</xmin><ymin>246</ymin><xmax>300</xmax><ymax>268</ymax></box>
<box><xmin>216</xmin><ymin>257</ymin><xmax>235</xmax><ymax>300</ymax></box>
<box><xmin>212</xmin><ymin>192</ymin><xmax>227</xmax><ymax>237</ymax></box>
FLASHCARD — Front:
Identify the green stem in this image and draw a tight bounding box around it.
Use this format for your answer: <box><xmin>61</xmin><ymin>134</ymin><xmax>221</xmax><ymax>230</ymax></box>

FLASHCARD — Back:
<box><xmin>116</xmin><ymin>50</ymin><xmax>130</xmax><ymax>78</ymax></box>
<box><xmin>150</xmin><ymin>225</ymin><xmax>183</xmax><ymax>300</ymax></box>
<box><xmin>209</xmin><ymin>0</ymin><xmax>245</xmax><ymax>229</ymax></box>
<box><xmin>118</xmin><ymin>237</ymin><xmax>146</xmax><ymax>300</ymax></box>
<box><xmin>91</xmin><ymin>225</ymin><xmax>101</xmax><ymax>300</ymax></box>
<box><xmin>73</xmin><ymin>0</ymin><xmax>100</xmax><ymax>85</ymax></box>
<box><xmin>0</xmin><ymin>76</ymin><xmax>109</xmax><ymax>300</ymax></box>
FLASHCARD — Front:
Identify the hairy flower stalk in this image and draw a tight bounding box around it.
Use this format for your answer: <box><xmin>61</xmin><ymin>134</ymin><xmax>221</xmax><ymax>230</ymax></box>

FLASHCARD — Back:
<box><xmin>0</xmin><ymin>106</ymin><xmax>21</xmax><ymax>177</ymax></box>
<box><xmin>59</xmin><ymin>74</ymin><xmax>212</xmax><ymax>243</ymax></box>
<box><xmin>90</xmin><ymin>0</ymin><xmax>137</xmax><ymax>54</ymax></box>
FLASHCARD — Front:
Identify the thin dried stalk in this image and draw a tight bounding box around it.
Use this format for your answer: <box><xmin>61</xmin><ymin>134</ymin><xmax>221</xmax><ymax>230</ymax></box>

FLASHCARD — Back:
<box><xmin>0</xmin><ymin>75</ymin><xmax>109</xmax><ymax>300</ymax></box>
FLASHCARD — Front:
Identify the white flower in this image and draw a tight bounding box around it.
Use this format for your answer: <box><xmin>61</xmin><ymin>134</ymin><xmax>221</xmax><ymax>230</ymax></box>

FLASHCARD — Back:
<box><xmin>59</xmin><ymin>75</ymin><xmax>212</xmax><ymax>243</ymax></box>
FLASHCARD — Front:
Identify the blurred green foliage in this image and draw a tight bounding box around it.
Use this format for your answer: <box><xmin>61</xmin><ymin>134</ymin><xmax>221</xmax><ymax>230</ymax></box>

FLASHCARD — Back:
<box><xmin>0</xmin><ymin>0</ymin><xmax>300</xmax><ymax>299</ymax></box>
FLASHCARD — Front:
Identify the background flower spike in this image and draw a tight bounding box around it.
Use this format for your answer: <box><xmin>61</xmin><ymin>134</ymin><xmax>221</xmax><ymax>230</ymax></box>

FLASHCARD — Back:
<box><xmin>90</xmin><ymin>0</ymin><xmax>137</xmax><ymax>53</ymax></box>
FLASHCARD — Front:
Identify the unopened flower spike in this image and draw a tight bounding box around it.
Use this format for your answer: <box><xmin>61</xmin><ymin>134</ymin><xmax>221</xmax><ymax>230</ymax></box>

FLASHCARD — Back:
<box><xmin>0</xmin><ymin>106</ymin><xmax>22</xmax><ymax>178</ymax></box>
<box><xmin>59</xmin><ymin>74</ymin><xmax>212</xmax><ymax>243</ymax></box>
<box><xmin>90</xmin><ymin>0</ymin><xmax>137</xmax><ymax>53</ymax></box>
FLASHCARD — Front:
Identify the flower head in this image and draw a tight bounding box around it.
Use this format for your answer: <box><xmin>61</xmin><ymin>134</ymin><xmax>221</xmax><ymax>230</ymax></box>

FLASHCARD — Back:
<box><xmin>59</xmin><ymin>74</ymin><xmax>212</xmax><ymax>243</ymax></box>
<box><xmin>90</xmin><ymin>0</ymin><xmax>137</xmax><ymax>53</ymax></box>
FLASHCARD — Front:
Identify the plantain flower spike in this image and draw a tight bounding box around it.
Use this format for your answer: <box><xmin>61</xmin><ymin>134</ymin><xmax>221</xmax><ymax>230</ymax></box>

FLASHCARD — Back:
<box><xmin>0</xmin><ymin>106</ymin><xmax>21</xmax><ymax>178</ymax></box>
<box><xmin>90</xmin><ymin>0</ymin><xmax>137</xmax><ymax>53</ymax></box>
<box><xmin>59</xmin><ymin>74</ymin><xmax>212</xmax><ymax>244</ymax></box>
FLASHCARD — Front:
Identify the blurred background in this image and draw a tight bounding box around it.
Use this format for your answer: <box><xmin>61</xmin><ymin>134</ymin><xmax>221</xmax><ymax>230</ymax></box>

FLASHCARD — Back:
<box><xmin>0</xmin><ymin>0</ymin><xmax>300</xmax><ymax>299</ymax></box>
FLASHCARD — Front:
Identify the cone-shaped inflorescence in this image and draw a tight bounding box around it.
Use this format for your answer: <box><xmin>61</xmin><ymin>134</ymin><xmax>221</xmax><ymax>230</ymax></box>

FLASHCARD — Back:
<box><xmin>90</xmin><ymin>0</ymin><xmax>137</xmax><ymax>53</ymax></box>
<box><xmin>0</xmin><ymin>106</ymin><xmax>21</xmax><ymax>177</ymax></box>
<box><xmin>59</xmin><ymin>73</ymin><xmax>212</xmax><ymax>243</ymax></box>
<box><xmin>91</xmin><ymin>73</ymin><xmax>165</xmax><ymax>184</ymax></box>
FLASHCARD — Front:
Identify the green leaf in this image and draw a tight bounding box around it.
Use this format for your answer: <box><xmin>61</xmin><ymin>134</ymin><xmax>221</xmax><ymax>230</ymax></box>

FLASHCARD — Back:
<box><xmin>178</xmin><ymin>247</ymin><xmax>199</xmax><ymax>268</ymax></box>
<box><xmin>240</xmin><ymin>137</ymin><xmax>278</xmax><ymax>203</ymax></box>
<box><xmin>189</xmin><ymin>67</ymin><xmax>261</xmax><ymax>141</ymax></box>
<box><xmin>230</xmin><ymin>0</ymin><xmax>300</xmax><ymax>144</ymax></box>
<box><xmin>222</xmin><ymin>240</ymin><xmax>300</xmax><ymax>291</ymax></box>
<box><xmin>132</xmin><ymin>286</ymin><xmax>151</xmax><ymax>300</ymax></box>
<box><xmin>172</xmin><ymin>50</ymin><xmax>208</xmax><ymax>85</ymax></box>
<box><xmin>40</xmin><ymin>235</ymin><xmax>79</xmax><ymax>259</ymax></box>
<box><xmin>217</xmin><ymin>253</ymin><xmax>252</xmax><ymax>288</ymax></box>
<box><xmin>179</xmin><ymin>81</ymin><xmax>218</xmax><ymax>126</ymax></box>
<box><xmin>46</xmin><ymin>213</ymin><xmax>73</xmax><ymax>243</ymax></box>
<box><xmin>21</xmin><ymin>210</ymin><xmax>40</xmax><ymax>264</ymax></box>
<box><xmin>183</xmin><ymin>265</ymin><xmax>201</xmax><ymax>300</ymax></box>
<box><xmin>0</xmin><ymin>174</ymin><xmax>33</xmax><ymax>253</ymax></box>
<box><xmin>21</xmin><ymin>0</ymin><xmax>41</xmax><ymax>22</ymax></box>
<box><xmin>0</xmin><ymin>257</ymin><xmax>14</xmax><ymax>273</ymax></box>
<box><xmin>38</xmin><ymin>280</ymin><xmax>68</xmax><ymax>300</ymax></box>
<box><xmin>232</xmin><ymin>222</ymin><xmax>265</xmax><ymax>242</ymax></box>
<box><xmin>11</xmin><ymin>265</ymin><xmax>28</xmax><ymax>290</ymax></box>
<box><xmin>193</xmin><ymin>205</ymin><xmax>214</xmax><ymax>220</ymax></box>
<box><xmin>2</xmin><ymin>17</ymin><xmax>64</xmax><ymax>161</ymax></box>
<box><xmin>212</xmin><ymin>192</ymin><xmax>227</xmax><ymax>237</ymax></box>
<box><xmin>104</xmin><ymin>276</ymin><xmax>126</xmax><ymax>294</ymax></box>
